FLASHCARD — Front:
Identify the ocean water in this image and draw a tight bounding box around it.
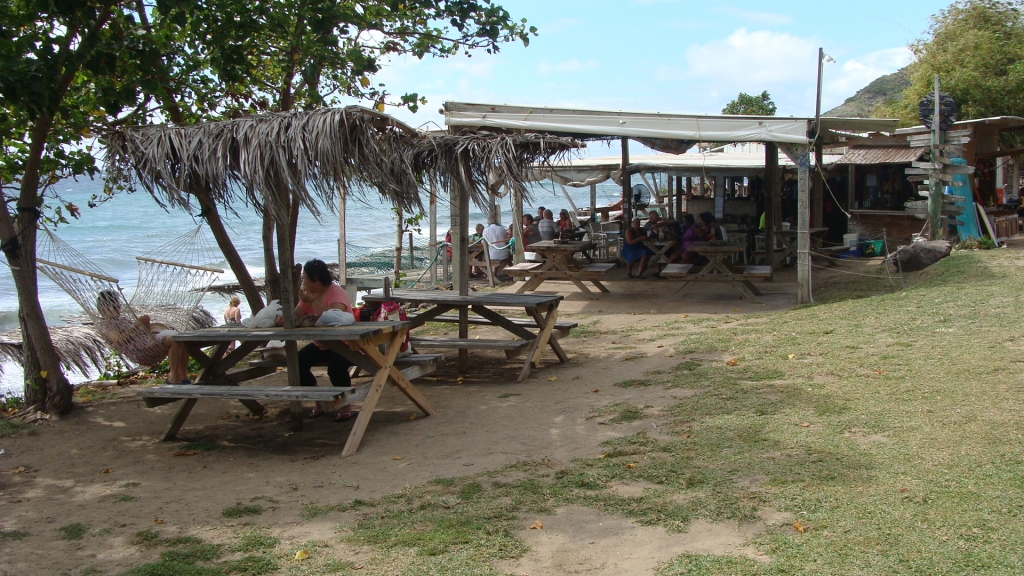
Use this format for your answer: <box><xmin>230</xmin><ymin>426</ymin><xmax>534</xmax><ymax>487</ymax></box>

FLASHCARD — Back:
<box><xmin>0</xmin><ymin>176</ymin><xmax>626</xmax><ymax>396</ymax></box>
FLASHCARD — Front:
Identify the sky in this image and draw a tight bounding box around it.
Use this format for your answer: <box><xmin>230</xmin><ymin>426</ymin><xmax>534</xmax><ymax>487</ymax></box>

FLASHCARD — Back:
<box><xmin>364</xmin><ymin>0</ymin><xmax>952</xmax><ymax>149</ymax></box>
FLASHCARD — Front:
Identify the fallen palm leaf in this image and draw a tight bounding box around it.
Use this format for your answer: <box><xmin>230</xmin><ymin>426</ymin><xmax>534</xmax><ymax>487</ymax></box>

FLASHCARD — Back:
<box><xmin>529</xmin><ymin>520</ymin><xmax>543</xmax><ymax>529</ymax></box>
<box><xmin>294</xmin><ymin>549</ymin><xmax>310</xmax><ymax>561</ymax></box>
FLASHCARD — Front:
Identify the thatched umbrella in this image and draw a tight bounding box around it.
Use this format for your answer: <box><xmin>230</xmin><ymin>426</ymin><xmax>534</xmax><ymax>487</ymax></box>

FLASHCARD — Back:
<box><xmin>102</xmin><ymin>105</ymin><xmax>579</xmax><ymax>419</ymax></box>
<box><xmin>0</xmin><ymin>326</ymin><xmax>109</xmax><ymax>378</ymax></box>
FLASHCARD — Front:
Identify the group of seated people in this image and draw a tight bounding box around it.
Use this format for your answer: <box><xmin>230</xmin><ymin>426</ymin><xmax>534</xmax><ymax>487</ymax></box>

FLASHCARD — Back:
<box><xmin>622</xmin><ymin>210</ymin><xmax>726</xmax><ymax>279</ymax></box>
<box><xmin>457</xmin><ymin>205</ymin><xmax>581</xmax><ymax>279</ymax></box>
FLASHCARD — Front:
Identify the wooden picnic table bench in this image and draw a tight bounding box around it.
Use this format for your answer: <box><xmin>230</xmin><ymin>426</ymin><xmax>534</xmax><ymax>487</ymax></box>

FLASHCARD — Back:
<box><xmin>137</xmin><ymin>322</ymin><xmax>434</xmax><ymax>457</ymax></box>
<box><xmin>409</xmin><ymin>312</ymin><xmax>577</xmax><ymax>338</ymax></box>
<box><xmin>508</xmin><ymin>240</ymin><xmax>612</xmax><ymax>299</ymax></box>
<box><xmin>363</xmin><ymin>290</ymin><xmax>568</xmax><ymax>381</ymax></box>
<box><xmin>661</xmin><ymin>242</ymin><xmax>773</xmax><ymax>303</ymax></box>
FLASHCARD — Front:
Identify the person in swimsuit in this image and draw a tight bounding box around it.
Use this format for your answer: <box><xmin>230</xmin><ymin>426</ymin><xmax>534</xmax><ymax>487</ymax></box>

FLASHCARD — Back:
<box><xmin>621</xmin><ymin>217</ymin><xmax>651</xmax><ymax>278</ymax></box>
<box><xmin>223</xmin><ymin>296</ymin><xmax>242</xmax><ymax>350</ymax></box>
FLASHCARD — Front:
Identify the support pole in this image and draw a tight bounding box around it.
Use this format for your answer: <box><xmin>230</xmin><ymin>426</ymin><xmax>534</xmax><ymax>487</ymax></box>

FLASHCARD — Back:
<box><xmin>929</xmin><ymin>74</ymin><xmax>943</xmax><ymax>240</ymax></box>
<box><xmin>429</xmin><ymin>179</ymin><xmax>437</xmax><ymax>285</ymax></box>
<box><xmin>676</xmin><ymin>176</ymin><xmax>684</xmax><ymax>216</ymax></box>
<box><xmin>511</xmin><ymin>187</ymin><xmax>524</xmax><ymax>264</ymax></box>
<box><xmin>813</xmin><ymin>143</ymin><xmax>824</xmax><ymax>228</ymax></box>
<box><xmin>338</xmin><ymin>188</ymin><xmax>347</xmax><ymax>285</ymax></box>
<box><xmin>764</xmin><ymin>143</ymin><xmax>779</xmax><ymax>268</ymax></box>
<box><xmin>589</xmin><ymin>183</ymin><xmax>597</xmax><ymax>224</ymax></box>
<box><xmin>666</xmin><ymin>175</ymin><xmax>674</xmax><ymax>220</ymax></box>
<box><xmin>621</xmin><ymin>137</ymin><xmax>631</xmax><ymax>222</ymax></box>
<box><xmin>796</xmin><ymin>145</ymin><xmax>812</xmax><ymax>304</ymax></box>
<box><xmin>394</xmin><ymin>208</ymin><xmax>403</xmax><ymax>286</ymax></box>
<box><xmin>847</xmin><ymin>165</ymin><xmax>856</xmax><ymax>210</ymax></box>
<box><xmin>274</xmin><ymin>193</ymin><xmax>303</xmax><ymax>431</ymax></box>
<box><xmin>452</xmin><ymin>155</ymin><xmax>471</xmax><ymax>372</ymax></box>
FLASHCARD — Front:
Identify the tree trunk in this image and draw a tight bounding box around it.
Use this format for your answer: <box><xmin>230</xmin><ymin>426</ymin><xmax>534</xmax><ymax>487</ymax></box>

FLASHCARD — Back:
<box><xmin>195</xmin><ymin>190</ymin><xmax>264</xmax><ymax>313</ymax></box>
<box><xmin>19</xmin><ymin>308</ymin><xmax>45</xmax><ymax>408</ymax></box>
<box><xmin>262</xmin><ymin>213</ymin><xmax>280</xmax><ymax>301</ymax></box>
<box><xmin>0</xmin><ymin>115</ymin><xmax>74</xmax><ymax>413</ymax></box>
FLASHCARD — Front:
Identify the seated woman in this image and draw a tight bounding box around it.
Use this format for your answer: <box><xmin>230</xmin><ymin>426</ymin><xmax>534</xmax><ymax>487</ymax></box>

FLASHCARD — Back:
<box><xmin>622</xmin><ymin>217</ymin><xmax>651</xmax><ymax>278</ymax></box>
<box><xmin>95</xmin><ymin>290</ymin><xmax>190</xmax><ymax>384</ymax></box>
<box><xmin>557</xmin><ymin>209</ymin><xmax>573</xmax><ymax>230</ymax></box>
<box><xmin>672</xmin><ymin>214</ymin><xmax>699</xmax><ymax>263</ymax></box>
<box><xmin>280</xmin><ymin>258</ymin><xmax>357</xmax><ymax>422</ymax></box>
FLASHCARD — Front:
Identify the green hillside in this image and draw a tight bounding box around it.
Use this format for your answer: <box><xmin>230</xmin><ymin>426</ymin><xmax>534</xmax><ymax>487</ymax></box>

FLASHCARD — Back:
<box><xmin>824</xmin><ymin>67</ymin><xmax>909</xmax><ymax>118</ymax></box>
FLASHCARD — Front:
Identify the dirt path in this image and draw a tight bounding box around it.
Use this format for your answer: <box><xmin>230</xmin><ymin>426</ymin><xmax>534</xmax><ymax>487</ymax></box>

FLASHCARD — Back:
<box><xmin>0</xmin><ymin>271</ymin><xmax>809</xmax><ymax>575</ymax></box>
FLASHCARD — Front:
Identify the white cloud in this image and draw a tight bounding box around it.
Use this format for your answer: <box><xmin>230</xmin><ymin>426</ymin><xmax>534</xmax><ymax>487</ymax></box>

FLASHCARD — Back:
<box><xmin>712</xmin><ymin>7</ymin><xmax>792</xmax><ymax>26</ymax></box>
<box><xmin>683</xmin><ymin>28</ymin><xmax>819</xmax><ymax>85</ymax></box>
<box><xmin>537</xmin><ymin>58</ymin><xmax>600</xmax><ymax>75</ymax></box>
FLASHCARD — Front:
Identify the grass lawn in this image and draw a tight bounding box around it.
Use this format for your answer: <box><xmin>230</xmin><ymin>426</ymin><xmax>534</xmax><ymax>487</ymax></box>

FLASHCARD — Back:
<box><xmin>321</xmin><ymin>250</ymin><xmax>1024</xmax><ymax>575</ymax></box>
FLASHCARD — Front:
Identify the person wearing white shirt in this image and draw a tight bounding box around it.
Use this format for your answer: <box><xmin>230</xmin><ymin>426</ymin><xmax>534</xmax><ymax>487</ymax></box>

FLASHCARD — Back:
<box><xmin>482</xmin><ymin>217</ymin><xmax>511</xmax><ymax>263</ymax></box>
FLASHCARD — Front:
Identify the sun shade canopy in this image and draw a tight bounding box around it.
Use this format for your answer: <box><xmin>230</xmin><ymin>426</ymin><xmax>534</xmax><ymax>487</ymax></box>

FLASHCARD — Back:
<box><xmin>445</xmin><ymin>102</ymin><xmax>900</xmax><ymax>146</ymax></box>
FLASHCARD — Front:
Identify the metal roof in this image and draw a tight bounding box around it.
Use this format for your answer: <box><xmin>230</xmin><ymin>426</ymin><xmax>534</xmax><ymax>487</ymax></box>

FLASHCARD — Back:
<box><xmin>444</xmin><ymin>102</ymin><xmax>900</xmax><ymax>145</ymax></box>
<box><xmin>894</xmin><ymin>116</ymin><xmax>1024</xmax><ymax>135</ymax></box>
<box><xmin>835</xmin><ymin>146</ymin><xmax>925</xmax><ymax>165</ymax></box>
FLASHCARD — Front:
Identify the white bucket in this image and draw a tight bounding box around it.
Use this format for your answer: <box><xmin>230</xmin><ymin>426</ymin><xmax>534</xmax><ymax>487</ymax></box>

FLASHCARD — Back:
<box><xmin>781</xmin><ymin>222</ymin><xmax>791</xmax><ymax>230</ymax></box>
<box><xmin>843</xmin><ymin>233</ymin><xmax>861</xmax><ymax>247</ymax></box>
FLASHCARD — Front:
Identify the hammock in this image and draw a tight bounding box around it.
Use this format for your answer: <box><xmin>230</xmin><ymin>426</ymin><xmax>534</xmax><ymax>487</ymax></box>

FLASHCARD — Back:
<box><xmin>36</xmin><ymin>225</ymin><xmax>224</xmax><ymax>367</ymax></box>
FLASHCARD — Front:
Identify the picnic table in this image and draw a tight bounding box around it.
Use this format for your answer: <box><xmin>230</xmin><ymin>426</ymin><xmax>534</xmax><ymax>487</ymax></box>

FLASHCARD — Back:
<box><xmin>504</xmin><ymin>240</ymin><xmax>614</xmax><ymax>299</ymax></box>
<box><xmin>641</xmin><ymin>237</ymin><xmax>675</xmax><ymax>268</ymax></box>
<box><xmin>363</xmin><ymin>290</ymin><xmax>568</xmax><ymax>382</ymax></box>
<box><xmin>137</xmin><ymin>322</ymin><xmax>435</xmax><ymax>457</ymax></box>
<box><xmin>660</xmin><ymin>241</ymin><xmax>772</xmax><ymax>303</ymax></box>
<box><xmin>775</xmin><ymin>228</ymin><xmax>836</xmax><ymax>266</ymax></box>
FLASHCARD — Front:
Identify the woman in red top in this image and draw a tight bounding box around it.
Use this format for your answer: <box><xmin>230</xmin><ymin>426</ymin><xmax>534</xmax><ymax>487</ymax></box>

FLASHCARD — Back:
<box><xmin>283</xmin><ymin>259</ymin><xmax>356</xmax><ymax>422</ymax></box>
<box><xmin>557</xmin><ymin>209</ymin><xmax>573</xmax><ymax>230</ymax></box>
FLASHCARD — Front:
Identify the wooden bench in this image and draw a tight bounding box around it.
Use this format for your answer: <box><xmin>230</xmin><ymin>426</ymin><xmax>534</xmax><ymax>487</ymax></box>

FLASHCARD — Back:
<box><xmin>579</xmin><ymin>262</ymin><xmax>615</xmax><ymax>279</ymax></box>
<box><xmin>504</xmin><ymin>262</ymin><xmax>542</xmax><ymax>278</ymax></box>
<box><xmin>139</xmin><ymin>383</ymin><xmax>372</xmax><ymax>409</ymax></box>
<box><xmin>742</xmin><ymin>265</ymin><xmax>773</xmax><ymax>280</ymax></box>
<box><xmin>411</xmin><ymin>313</ymin><xmax>577</xmax><ymax>338</ymax></box>
<box><xmin>660</xmin><ymin>263</ymin><xmax>694</xmax><ymax>278</ymax></box>
<box><xmin>250</xmin><ymin>353</ymin><xmax>444</xmax><ymax>381</ymax></box>
<box><xmin>410</xmin><ymin>336</ymin><xmax>533</xmax><ymax>360</ymax></box>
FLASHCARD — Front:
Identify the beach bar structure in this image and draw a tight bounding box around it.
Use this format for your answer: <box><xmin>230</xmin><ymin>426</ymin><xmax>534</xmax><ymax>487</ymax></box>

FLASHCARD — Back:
<box><xmin>444</xmin><ymin>102</ymin><xmax>898</xmax><ymax>303</ymax></box>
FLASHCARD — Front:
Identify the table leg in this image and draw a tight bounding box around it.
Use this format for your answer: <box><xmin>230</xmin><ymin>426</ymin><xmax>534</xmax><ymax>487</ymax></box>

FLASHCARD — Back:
<box><xmin>528</xmin><ymin>307</ymin><xmax>568</xmax><ymax>363</ymax></box>
<box><xmin>284</xmin><ymin>340</ymin><xmax>303</xmax><ymax>431</ymax></box>
<box><xmin>590</xmin><ymin>280</ymin><xmax>610</xmax><ymax>293</ymax></box>
<box><xmin>359</xmin><ymin>336</ymin><xmax>435</xmax><ymax>416</ymax></box>
<box><xmin>161</xmin><ymin>398</ymin><xmax>198</xmax><ymax>441</ymax></box>
<box><xmin>517</xmin><ymin>274</ymin><xmax>545</xmax><ymax>293</ymax></box>
<box><xmin>571</xmin><ymin>278</ymin><xmax>597</xmax><ymax>299</ymax></box>
<box><xmin>531</xmin><ymin>305</ymin><xmax>559</xmax><ymax>368</ymax></box>
<box><xmin>733</xmin><ymin>281</ymin><xmax>764</xmax><ymax>304</ymax></box>
<box><xmin>341</xmin><ymin>331</ymin><xmax>405</xmax><ymax>457</ymax></box>
<box><xmin>674</xmin><ymin>281</ymin><xmax>693</xmax><ymax>296</ymax></box>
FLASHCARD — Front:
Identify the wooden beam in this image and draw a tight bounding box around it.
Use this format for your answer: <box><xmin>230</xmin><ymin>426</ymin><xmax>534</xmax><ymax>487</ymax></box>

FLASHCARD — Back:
<box><xmin>429</xmin><ymin>179</ymin><xmax>437</xmax><ymax>285</ymax></box>
<box><xmin>511</xmin><ymin>187</ymin><xmax>524</xmax><ymax>264</ymax></box>
<box><xmin>676</xmin><ymin>176</ymin><xmax>684</xmax><ymax>217</ymax></box>
<box><xmin>621</xmin><ymin>137</ymin><xmax>631</xmax><ymax>222</ymax></box>
<box><xmin>813</xmin><ymin>143</ymin><xmax>824</xmax><ymax>227</ymax></box>
<box><xmin>764</xmin><ymin>143</ymin><xmax>778</xmax><ymax>268</ymax></box>
<box><xmin>796</xmin><ymin>145</ymin><xmax>812</xmax><ymax>304</ymax></box>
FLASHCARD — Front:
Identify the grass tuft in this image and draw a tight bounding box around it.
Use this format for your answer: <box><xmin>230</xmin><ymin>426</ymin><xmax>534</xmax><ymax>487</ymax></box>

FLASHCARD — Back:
<box><xmin>130</xmin><ymin>530</ymin><xmax>161</xmax><ymax>546</ymax></box>
<box><xmin>57</xmin><ymin>522</ymin><xmax>88</xmax><ymax>541</ymax></box>
<box><xmin>0</xmin><ymin>418</ymin><xmax>27</xmax><ymax>438</ymax></box>
<box><xmin>221</xmin><ymin>554</ymin><xmax>277</xmax><ymax>576</ymax></box>
<box><xmin>221</xmin><ymin>503</ymin><xmax>264</xmax><ymax>518</ymax></box>
<box><xmin>230</xmin><ymin>529</ymin><xmax>279</xmax><ymax>553</ymax></box>
<box><xmin>0</xmin><ymin>529</ymin><xmax>29</xmax><ymax>540</ymax></box>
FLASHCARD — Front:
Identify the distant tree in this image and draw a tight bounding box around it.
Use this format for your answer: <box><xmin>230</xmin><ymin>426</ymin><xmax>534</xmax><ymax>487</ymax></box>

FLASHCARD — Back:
<box><xmin>722</xmin><ymin>91</ymin><xmax>777</xmax><ymax>116</ymax></box>
<box><xmin>876</xmin><ymin>0</ymin><xmax>1024</xmax><ymax>126</ymax></box>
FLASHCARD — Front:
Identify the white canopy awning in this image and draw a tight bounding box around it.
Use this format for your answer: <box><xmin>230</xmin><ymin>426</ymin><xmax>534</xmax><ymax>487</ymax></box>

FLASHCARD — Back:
<box><xmin>445</xmin><ymin>102</ymin><xmax>899</xmax><ymax>145</ymax></box>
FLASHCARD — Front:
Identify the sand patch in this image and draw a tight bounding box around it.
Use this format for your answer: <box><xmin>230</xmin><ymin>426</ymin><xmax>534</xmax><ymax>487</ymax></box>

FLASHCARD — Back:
<box><xmin>497</xmin><ymin>505</ymin><xmax>780</xmax><ymax>575</ymax></box>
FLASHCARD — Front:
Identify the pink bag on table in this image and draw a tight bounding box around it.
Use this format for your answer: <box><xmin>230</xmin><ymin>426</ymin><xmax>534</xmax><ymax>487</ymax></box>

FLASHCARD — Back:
<box><xmin>371</xmin><ymin>301</ymin><xmax>411</xmax><ymax>353</ymax></box>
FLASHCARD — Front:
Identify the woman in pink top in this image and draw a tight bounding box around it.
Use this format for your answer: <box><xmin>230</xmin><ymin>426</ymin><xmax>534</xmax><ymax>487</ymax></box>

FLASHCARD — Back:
<box><xmin>289</xmin><ymin>259</ymin><xmax>356</xmax><ymax>421</ymax></box>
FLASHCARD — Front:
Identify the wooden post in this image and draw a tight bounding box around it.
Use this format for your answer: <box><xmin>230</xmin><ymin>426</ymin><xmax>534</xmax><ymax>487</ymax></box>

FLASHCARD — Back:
<box><xmin>429</xmin><ymin>179</ymin><xmax>437</xmax><ymax>285</ymax></box>
<box><xmin>511</xmin><ymin>187</ymin><xmax>524</xmax><ymax>264</ymax></box>
<box><xmin>589</xmin><ymin>183</ymin><xmax>597</xmax><ymax>224</ymax></box>
<box><xmin>714</xmin><ymin>177</ymin><xmax>725</xmax><ymax>220</ymax></box>
<box><xmin>676</xmin><ymin>176</ymin><xmax>684</xmax><ymax>216</ymax></box>
<box><xmin>796</xmin><ymin>145</ymin><xmax>812</xmax><ymax>304</ymax></box>
<box><xmin>929</xmin><ymin>74</ymin><xmax>943</xmax><ymax>240</ymax></box>
<box><xmin>847</xmin><ymin>165</ymin><xmax>856</xmax><ymax>210</ymax></box>
<box><xmin>337</xmin><ymin>188</ymin><xmax>347</xmax><ymax>285</ymax></box>
<box><xmin>394</xmin><ymin>208</ymin><xmax>403</xmax><ymax>286</ymax></box>
<box><xmin>666</xmin><ymin>175</ymin><xmax>674</xmax><ymax>220</ymax></box>
<box><xmin>451</xmin><ymin>154</ymin><xmax>471</xmax><ymax>372</ymax></box>
<box><xmin>813</xmin><ymin>143</ymin><xmax>824</xmax><ymax>228</ymax></box>
<box><xmin>274</xmin><ymin>192</ymin><xmax>303</xmax><ymax>430</ymax></box>
<box><xmin>621</xmin><ymin>137</ymin><xmax>631</xmax><ymax>222</ymax></box>
<box><xmin>764</xmin><ymin>143</ymin><xmax>779</xmax><ymax>268</ymax></box>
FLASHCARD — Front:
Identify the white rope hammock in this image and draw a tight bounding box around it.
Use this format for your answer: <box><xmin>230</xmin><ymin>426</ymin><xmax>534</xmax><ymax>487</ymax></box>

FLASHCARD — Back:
<box><xmin>37</xmin><ymin>225</ymin><xmax>224</xmax><ymax>367</ymax></box>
